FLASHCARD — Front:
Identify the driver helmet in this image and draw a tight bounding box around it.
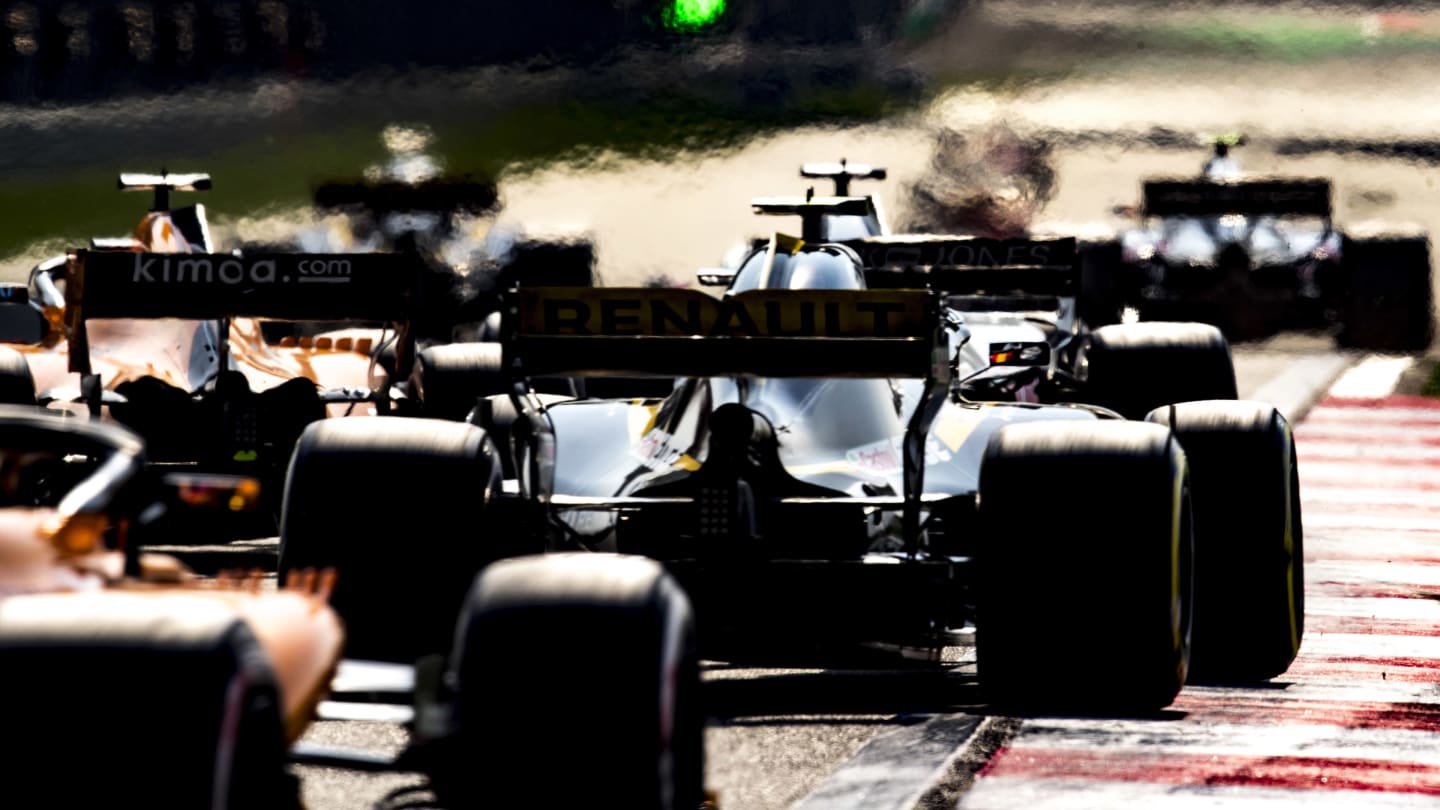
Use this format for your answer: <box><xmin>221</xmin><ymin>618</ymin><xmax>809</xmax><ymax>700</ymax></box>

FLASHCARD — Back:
<box><xmin>1202</xmin><ymin>135</ymin><xmax>1244</xmax><ymax>180</ymax></box>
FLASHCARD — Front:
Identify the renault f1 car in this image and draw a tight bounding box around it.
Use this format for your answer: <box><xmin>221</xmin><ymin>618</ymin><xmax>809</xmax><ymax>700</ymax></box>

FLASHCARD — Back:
<box><xmin>1102</xmin><ymin>142</ymin><xmax>1434</xmax><ymax>350</ymax></box>
<box><xmin>277</xmin><ymin>220</ymin><xmax>1304</xmax><ymax>739</ymax></box>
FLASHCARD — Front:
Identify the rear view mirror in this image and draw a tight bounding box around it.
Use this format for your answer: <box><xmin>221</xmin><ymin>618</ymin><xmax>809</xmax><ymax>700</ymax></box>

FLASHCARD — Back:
<box><xmin>696</xmin><ymin>268</ymin><xmax>737</xmax><ymax>287</ymax></box>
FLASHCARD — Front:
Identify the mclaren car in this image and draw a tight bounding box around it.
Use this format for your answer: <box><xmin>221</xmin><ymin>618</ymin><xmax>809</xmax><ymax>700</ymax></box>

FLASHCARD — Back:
<box><xmin>0</xmin><ymin>171</ymin><xmax>503</xmax><ymax>526</ymax></box>
<box><xmin>0</xmin><ymin>404</ymin><xmax>342</xmax><ymax>809</ymax></box>
<box><xmin>0</xmin><ymin>400</ymin><xmax>685</xmax><ymax>808</ymax></box>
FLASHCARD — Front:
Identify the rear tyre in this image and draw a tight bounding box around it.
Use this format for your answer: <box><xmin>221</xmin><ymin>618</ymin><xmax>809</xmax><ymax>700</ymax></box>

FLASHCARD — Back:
<box><xmin>0</xmin><ymin>346</ymin><xmax>36</xmax><ymax>406</ymax></box>
<box><xmin>1083</xmin><ymin>322</ymin><xmax>1238</xmax><ymax>420</ymax></box>
<box><xmin>976</xmin><ymin>420</ymin><xmax>1192</xmax><ymax>713</ymax></box>
<box><xmin>1078</xmin><ymin>238</ymin><xmax>1131</xmax><ymax>328</ymax></box>
<box><xmin>433</xmin><ymin>553</ymin><xmax>705</xmax><ymax>810</ymax></box>
<box><xmin>1337</xmin><ymin>234</ymin><xmax>1434</xmax><ymax>352</ymax></box>
<box><xmin>1148</xmin><ymin>400</ymin><xmax>1303</xmax><ymax>683</ymax></box>
<box><xmin>0</xmin><ymin>597</ymin><xmax>297</xmax><ymax>810</ymax></box>
<box><xmin>277</xmin><ymin>417</ymin><xmax>510</xmax><ymax>662</ymax></box>
<box><xmin>413</xmin><ymin>342</ymin><xmax>510</xmax><ymax>422</ymax></box>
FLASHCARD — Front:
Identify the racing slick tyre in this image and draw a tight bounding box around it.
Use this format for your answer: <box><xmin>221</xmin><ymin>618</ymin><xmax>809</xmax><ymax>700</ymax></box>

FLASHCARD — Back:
<box><xmin>976</xmin><ymin>421</ymin><xmax>1192</xmax><ymax>713</ymax></box>
<box><xmin>414</xmin><ymin>342</ymin><xmax>581</xmax><ymax>421</ymax></box>
<box><xmin>1147</xmin><ymin>400</ymin><xmax>1303</xmax><ymax>684</ymax></box>
<box><xmin>1083</xmin><ymin>322</ymin><xmax>1238</xmax><ymax>420</ymax></box>
<box><xmin>431</xmin><ymin>553</ymin><xmax>704</xmax><ymax>810</ymax></box>
<box><xmin>413</xmin><ymin>342</ymin><xmax>509</xmax><ymax>421</ymax></box>
<box><xmin>0</xmin><ymin>346</ymin><xmax>36</xmax><ymax>405</ymax></box>
<box><xmin>278</xmin><ymin>417</ymin><xmax>512</xmax><ymax>662</ymax></box>
<box><xmin>1336</xmin><ymin>235</ymin><xmax>1434</xmax><ymax>352</ymax></box>
<box><xmin>0</xmin><ymin>596</ymin><xmax>298</xmax><ymax>810</ymax></box>
<box><xmin>1077</xmin><ymin>238</ymin><xmax>1133</xmax><ymax>328</ymax></box>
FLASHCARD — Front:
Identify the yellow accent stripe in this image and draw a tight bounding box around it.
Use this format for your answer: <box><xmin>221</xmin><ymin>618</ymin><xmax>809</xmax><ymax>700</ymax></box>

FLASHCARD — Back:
<box><xmin>1283</xmin><ymin>425</ymin><xmax>1301</xmax><ymax>655</ymax></box>
<box><xmin>628</xmin><ymin>403</ymin><xmax>660</xmax><ymax>442</ymax></box>
<box><xmin>1172</xmin><ymin>459</ymin><xmax>1185</xmax><ymax>655</ymax></box>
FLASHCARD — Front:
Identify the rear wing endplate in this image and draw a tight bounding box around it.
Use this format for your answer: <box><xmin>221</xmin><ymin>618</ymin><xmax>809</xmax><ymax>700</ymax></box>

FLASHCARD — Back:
<box><xmin>505</xmin><ymin>286</ymin><xmax>944</xmax><ymax>380</ymax></box>
<box><xmin>842</xmin><ymin>235</ymin><xmax>1079</xmax><ymax>297</ymax></box>
<box><xmin>1142</xmin><ymin>178</ymin><xmax>1332</xmax><ymax>218</ymax></box>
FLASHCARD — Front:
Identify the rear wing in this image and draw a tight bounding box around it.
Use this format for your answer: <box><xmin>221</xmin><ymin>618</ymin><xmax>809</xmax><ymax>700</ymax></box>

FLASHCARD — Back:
<box><xmin>119</xmin><ymin>172</ymin><xmax>211</xmax><ymax>213</ymax></box>
<box><xmin>505</xmin><ymin>286</ymin><xmax>943</xmax><ymax>380</ymax></box>
<box><xmin>1142</xmin><ymin>178</ymin><xmax>1332</xmax><ymax>218</ymax></box>
<box><xmin>752</xmin><ymin>195</ymin><xmax>877</xmax><ymax>242</ymax></box>
<box><xmin>313</xmin><ymin>177</ymin><xmax>500</xmax><ymax>217</ymax></box>
<box><xmin>64</xmin><ymin>249</ymin><xmax>421</xmax><ymax>374</ymax></box>
<box><xmin>506</xmin><ymin>285</ymin><xmax>952</xmax><ymax>543</ymax></box>
<box><xmin>119</xmin><ymin>172</ymin><xmax>212</xmax><ymax>193</ymax></box>
<box><xmin>842</xmin><ymin>235</ymin><xmax>1079</xmax><ymax>298</ymax></box>
<box><xmin>799</xmin><ymin>160</ymin><xmax>886</xmax><ymax>196</ymax></box>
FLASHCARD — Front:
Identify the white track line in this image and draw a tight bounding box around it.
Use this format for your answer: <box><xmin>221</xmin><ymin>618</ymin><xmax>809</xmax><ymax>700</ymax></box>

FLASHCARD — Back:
<box><xmin>1325</xmin><ymin>355</ymin><xmax>1418</xmax><ymax>399</ymax></box>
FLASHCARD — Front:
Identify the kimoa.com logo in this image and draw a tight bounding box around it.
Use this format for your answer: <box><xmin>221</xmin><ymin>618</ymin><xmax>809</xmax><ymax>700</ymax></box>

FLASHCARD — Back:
<box><xmin>129</xmin><ymin>254</ymin><xmax>353</xmax><ymax>285</ymax></box>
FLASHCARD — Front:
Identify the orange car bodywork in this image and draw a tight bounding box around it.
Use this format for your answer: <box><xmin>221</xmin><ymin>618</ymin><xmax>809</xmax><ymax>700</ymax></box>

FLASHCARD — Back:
<box><xmin>0</xmin><ymin>505</ymin><xmax>344</xmax><ymax>745</ymax></box>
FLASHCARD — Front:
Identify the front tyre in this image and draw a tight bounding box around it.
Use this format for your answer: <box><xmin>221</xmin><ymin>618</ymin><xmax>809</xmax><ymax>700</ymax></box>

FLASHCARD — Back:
<box><xmin>1083</xmin><ymin>321</ymin><xmax>1238</xmax><ymax>420</ymax></box>
<box><xmin>1149</xmin><ymin>400</ymin><xmax>1303</xmax><ymax>683</ymax></box>
<box><xmin>433</xmin><ymin>553</ymin><xmax>705</xmax><ymax>810</ymax></box>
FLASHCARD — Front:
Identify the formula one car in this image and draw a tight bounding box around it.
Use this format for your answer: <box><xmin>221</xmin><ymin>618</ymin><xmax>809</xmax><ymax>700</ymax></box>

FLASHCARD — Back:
<box><xmin>0</xmin><ymin>171</ymin><xmax>479</xmax><ymax>527</ymax></box>
<box><xmin>710</xmin><ymin>194</ymin><xmax>1239</xmax><ymax>417</ymax></box>
<box><xmin>278</xmin><ymin>223</ymin><xmax>1304</xmax><ymax>730</ymax></box>
<box><xmin>1101</xmin><ymin>139</ymin><xmax>1434</xmax><ymax>350</ymax></box>
<box><xmin>0</xmin><ymin>405</ymin><xmax>686</xmax><ymax>809</ymax></box>
<box><xmin>0</xmin><ymin>404</ymin><xmax>342</xmax><ymax>809</ymax></box>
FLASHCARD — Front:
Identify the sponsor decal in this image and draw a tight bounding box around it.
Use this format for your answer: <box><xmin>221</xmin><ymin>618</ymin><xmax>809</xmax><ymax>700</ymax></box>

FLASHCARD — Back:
<box><xmin>129</xmin><ymin>254</ymin><xmax>352</xmax><ymax>285</ymax></box>
<box><xmin>845</xmin><ymin>435</ymin><xmax>953</xmax><ymax>475</ymax></box>
<box><xmin>521</xmin><ymin>287</ymin><xmax>929</xmax><ymax>339</ymax></box>
<box><xmin>843</xmin><ymin>237</ymin><xmax>1076</xmax><ymax>270</ymax></box>
<box><xmin>633</xmin><ymin>429</ymin><xmax>699</xmax><ymax>472</ymax></box>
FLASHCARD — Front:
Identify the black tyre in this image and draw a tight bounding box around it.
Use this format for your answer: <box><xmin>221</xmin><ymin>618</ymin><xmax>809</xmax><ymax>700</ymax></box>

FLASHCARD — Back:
<box><xmin>976</xmin><ymin>420</ymin><xmax>1192</xmax><ymax>713</ymax></box>
<box><xmin>1077</xmin><ymin>238</ymin><xmax>1132</xmax><ymax>328</ymax></box>
<box><xmin>0</xmin><ymin>596</ymin><xmax>297</xmax><ymax>810</ymax></box>
<box><xmin>413</xmin><ymin>342</ymin><xmax>509</xmax><ymax>421</ymax></box>
<box><xmin>1337</xmin><ymin>234</ymin><xmax>1434</xmax><ymax>352</ymax></box>
<box><xmin>435</xmin><ymin>553</ymin><xmax>705</xmax><ymax>810</ymax></box>
<box><xmin>414</xmin><ymin>342</ymin><xmax>581</xmax><ymax>420</ymax></box>
<box><xmin>1147</xmin><ymin>400</ymin><xmax>1303</xmax><ymax>683</ymax></box>
<box><xmin>0</xmin><ymin>346</ymin><xmax>36</xmax><ymax>405</ymax></box>
<box><xmin>1083</xmin><ymin>321</ymin><xmax>1238</xmax><ymax>420</ymax></box>
<box><xmin>278</xmin><ymin>417</ymin><xmax>511</xmax><ymax>662</ymax></box>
